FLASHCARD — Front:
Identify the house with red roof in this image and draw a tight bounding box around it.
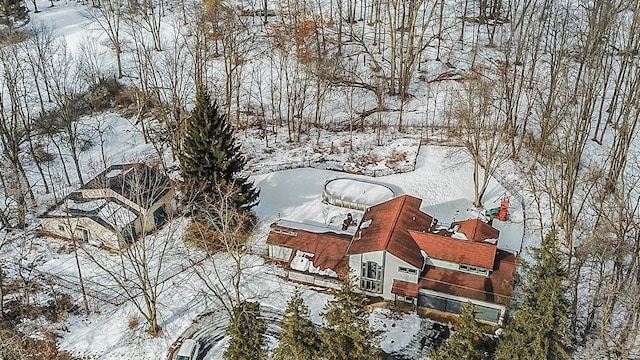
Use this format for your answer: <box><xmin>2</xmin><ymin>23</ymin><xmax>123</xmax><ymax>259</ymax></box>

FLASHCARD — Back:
<box><xmin>266</xmin><ymin>194</ymin><xmax>516</xmax><ymax>324</ymax></box>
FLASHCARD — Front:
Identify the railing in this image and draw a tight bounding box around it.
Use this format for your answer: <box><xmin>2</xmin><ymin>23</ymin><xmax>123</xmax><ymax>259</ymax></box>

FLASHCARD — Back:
<box><xmin>287</xmin><ymin>270</ymin><xmax>342</xmax><ymax>290</ymax></box>
<box><xmin>322</xmin><ymin>177</ymin><xmax>396</xmax><ymax>210</ymax></box>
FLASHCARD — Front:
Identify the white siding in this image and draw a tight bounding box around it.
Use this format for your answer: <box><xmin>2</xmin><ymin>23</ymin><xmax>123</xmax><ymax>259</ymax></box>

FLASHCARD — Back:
<box><xmin>349</xmin><ymin>250</ymin><xmax>387</xmax><ymax>296</ymax></box>
<box><xmin>40</xmin><ymin>217</ymin><xmax>120</xmax><ymax>249</ymax></box>
<box><xmin>424</xmin><ymin>257</ymin><xmax>459</xmax><ymax>271</ymax></box>
<box><xmin>268</xmin><ymin>244</ymin><xmax>292</xmax><ymax>261</ymax></box>
<box><xmin>349</xmin><ymin>251</ymin><xmax>385</xmax><ymax>270</ymax></box>
<box><xmin>383</xmin><ymin>252</ymin><xmax>420</xmax><ymax>299</ymax></box>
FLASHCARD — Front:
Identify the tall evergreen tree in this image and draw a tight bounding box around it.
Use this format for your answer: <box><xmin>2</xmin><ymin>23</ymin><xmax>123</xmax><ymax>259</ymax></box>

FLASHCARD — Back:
<box><xmin>273</xmin><ymin>289</ymin><xmax>321</xmax><ymax>360</ymax></box>
<box><xmin>430</xmin><ymin>302</ymin><xmax>492</xmax><ymax>360</ymax></box>
<box><xmin>180</xmin><ymin>86</ymin><xmax>259</xmax><ymax>215</ymax></box>
<box><xmin>495</xmin><ymin>230</ymin><xmax>573</xmax><ymax>360</ymax></box>
<box><xmin>224</xmin><ymin>301</ymin><xmax>267</xmax><ymax>360</ymax></box>
<box><xmin>320</xmin><ymin>279</ymin><xmax>382</xmax><ymax>360</ymax></box>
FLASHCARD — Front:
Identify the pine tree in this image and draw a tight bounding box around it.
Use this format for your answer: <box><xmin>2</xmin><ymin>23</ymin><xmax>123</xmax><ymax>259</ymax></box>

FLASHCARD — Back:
<box><xmin>0</xmin><ymin>0</ymin><xmax>28</xmax><ymax>29</ymax></box>
<box><xmin>180</xmin><ymin>86</ymin><xmax>259</xmax><ymax>215</ymax></box>
<box><xmin>430</xmin><ymin>302</ymin><xmax>492</xmax><ymax>360</ymax></box>
<box><xmin>320</xmin><ymin>279</ymin><xmax>382</xmax><ymax>360</ymax></box>
<box><xmin>495</xmin><ymin>230</ymin><xmax>573</xmax><ymax>360</ymax></box>
<box><xmin>273</xmin><ymin>289</ymin><xmax>321</xmax><ymax>360</ymax></box>
<box><xmin>224</xmin><ymin>301</ymin><xmax>267</xmax><ymax>360</ymax></box>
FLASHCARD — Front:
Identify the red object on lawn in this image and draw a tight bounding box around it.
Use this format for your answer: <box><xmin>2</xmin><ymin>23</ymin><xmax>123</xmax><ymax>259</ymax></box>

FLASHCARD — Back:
<box><xmin>498</xmin><ymin>196</ymin><xmax>510</xmax><ymax>221</ymax></box>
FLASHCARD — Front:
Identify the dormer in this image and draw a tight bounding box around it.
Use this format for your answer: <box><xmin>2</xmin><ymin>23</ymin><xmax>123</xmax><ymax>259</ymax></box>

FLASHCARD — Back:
<box><xmin>409</xmin><ymin>229</ymin><xmax>498</xmax><ymax>276</ymax></box>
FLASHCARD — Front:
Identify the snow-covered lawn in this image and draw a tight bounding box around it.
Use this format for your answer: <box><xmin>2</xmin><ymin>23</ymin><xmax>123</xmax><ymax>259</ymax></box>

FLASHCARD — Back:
<box><xmin>41</xmin><ymin>144</ymin><xmax>525</xmax><ymax>360</ymax></box>
<box><xmin>3</xmin><ymin>2</ymin><xmax>524</xmax><ymax>358</ymax></box>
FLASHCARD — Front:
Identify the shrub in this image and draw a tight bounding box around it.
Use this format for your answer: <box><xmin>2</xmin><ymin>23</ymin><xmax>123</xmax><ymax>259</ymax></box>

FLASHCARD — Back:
<box><xmin>128</xmin><ymin>316</ymin><xmax>139</xmax><ymax>329</ymax></box>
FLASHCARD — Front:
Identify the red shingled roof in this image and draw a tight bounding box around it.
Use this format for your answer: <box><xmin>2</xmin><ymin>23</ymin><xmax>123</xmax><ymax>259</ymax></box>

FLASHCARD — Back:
<box><xmin>266</xmin><ymin>224</ymin><xmax>351</xmax><ymax>274</ymax></box>
<box><xmin>392</xmin><ymin>279</ymin><xmax>420</xmax><ymax>297</ymax></box>
<box><xmin>419</xmin><ymin>250</ymin><xmax>516</xmax><ymax>304</ymax></box>
<box><xmin>347</xmin><ymin>195</ymin><xmax>434</xmax><ymax>268</ymax></box>
<box><xmin>452</xmin><ymin>218</ymin><xmax>500</xmax><ymax>242</ymax></box>
<box><xmin>409</xmin><ymin>230</ymin><xmax>497</xmax><ymax>269</ymax></box>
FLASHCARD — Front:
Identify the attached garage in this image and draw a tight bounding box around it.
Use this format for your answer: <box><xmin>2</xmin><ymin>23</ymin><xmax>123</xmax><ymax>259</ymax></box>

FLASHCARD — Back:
<box><xmin>418</xmin><ymin>291</ymin><xmax>503</xmax><ymax>324</ymax></box>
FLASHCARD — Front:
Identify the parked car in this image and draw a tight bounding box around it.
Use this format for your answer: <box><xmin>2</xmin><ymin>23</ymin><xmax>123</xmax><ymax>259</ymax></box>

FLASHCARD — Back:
<box><xmin>175</xmin><ymin>338</ymin><xmax>200</xmax><ymax>360</ymax></box>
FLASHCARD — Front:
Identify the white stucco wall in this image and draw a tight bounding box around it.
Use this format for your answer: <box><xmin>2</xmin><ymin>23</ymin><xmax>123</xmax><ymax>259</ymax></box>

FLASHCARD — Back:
<box><xmin>349</xmin><ymin>250</ymin><xmax>385</xmax><ymax>277</ymax></box>
<box><xmin>383</xmin><ymin>252</ymin><xmax>420</xmax><ymax>298</ymax></box>
<box><xmin>350</xmin><ymin>251</ymin><xmax>422</xmax><ymax>300</ymax></box>
<box><xmin>349</xmin><ymin>250</ymin><xmax>389</xmax><ymax>297</ymax></box>
<box><xmin>40</xmin><ymin>217</ymin><xmax>120</xmax><ymax>249</ymax></box>
<box><xmin>424</xmin><ymin>257</ymin><xmax>459</xmax><ymax>271</ymax></box>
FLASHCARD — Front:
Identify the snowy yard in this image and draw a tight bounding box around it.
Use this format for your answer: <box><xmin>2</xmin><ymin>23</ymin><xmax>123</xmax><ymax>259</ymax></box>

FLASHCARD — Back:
<box><xmin>0</xmin><ymin>0</ymin><xmax>547</xmax><ymax>357</ymax></box>
<box><xmin>34</xmin><ymin>143</ymin><xmax>524</xmax><ymax>360</ymax></box>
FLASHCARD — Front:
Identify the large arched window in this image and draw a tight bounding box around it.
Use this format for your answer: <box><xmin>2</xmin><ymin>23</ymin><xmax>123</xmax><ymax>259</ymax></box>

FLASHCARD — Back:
<box><xmin>360</xmin><ymin>261</ymin><xmax>382</xmax><ymax>293</ymax></box>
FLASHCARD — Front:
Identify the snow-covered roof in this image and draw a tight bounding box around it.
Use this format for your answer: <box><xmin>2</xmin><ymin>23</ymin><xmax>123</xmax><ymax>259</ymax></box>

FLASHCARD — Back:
<box><xmin>97</xmin><ymin>202</ymin><xmax>138</xmax><ymax>230</ymax></box>
<box><xmin>45</xmin><ymin>196</ymin><xmax>138</xmax><ymax>231</ymax></box>
<box><xmin>324</xmin><ymin>178</ymin><xmax>395</xmax><ymax>206</ymax></box>
<box><xmin>82</xmin><ymin>163</ymin><xmax>171</xmax><ymax>208</ymax></box>
<box><xmin>289</xmin><ymin>250</ymin><xmax>339</xmax><ymax>278</ymax></box>
<box><xmin>104</xmin><ymin>167</ymin><xmax>133</xmax><ymax>179</ymax></box>
<box><xmin>49</xmin><ymin>199</ymin><xmax>108</xmax><ymax>215</ymax></box>
<box><xmin>274</xmin><ymin>219</ymin><xmax>358</xmax><ymax>236</ymax></box>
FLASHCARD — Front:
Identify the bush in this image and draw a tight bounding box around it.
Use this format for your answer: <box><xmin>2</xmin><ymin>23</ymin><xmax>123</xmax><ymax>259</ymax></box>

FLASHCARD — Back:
<box><xmin>128</xmin><ymin>316</ymin><xmax>139</xmax><ymax>329</ymax></box>
<box><xmin>182</xmin><ymin>222</ymin><xmax>222</xmax><ymax>253</ymax></box>
<box><xmin>385</xmin><ymin>150</ymin><xmax>407</xmax><ymax>168</ymax></box>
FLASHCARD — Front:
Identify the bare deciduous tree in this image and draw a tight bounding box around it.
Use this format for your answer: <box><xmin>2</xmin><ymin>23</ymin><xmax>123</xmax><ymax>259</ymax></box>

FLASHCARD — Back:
<box><xmin>185</xmin><ymin>183</ymin><xmax>262</xmax><ymax>317</ymax></box>
<box><xmin>446</xmin><ymin>76</ymin><xmax>510</xmax><ymax>208</ymax></box>
<box><xmin>84</xmin><ymin>0</ymin><xmax>126</xmax><ymax>78</ymax></box>
<box><xmin>81</xmin><ymin>163</ymin><xmax>176</xmax><ymax>336</ymax></box>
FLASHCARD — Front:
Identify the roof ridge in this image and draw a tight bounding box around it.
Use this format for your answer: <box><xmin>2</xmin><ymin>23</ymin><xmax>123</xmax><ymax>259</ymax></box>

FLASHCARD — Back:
<box><xmin>383</xmin><ymin>196</ymin><xmax>407</xmax><ymax>250</ymax></box>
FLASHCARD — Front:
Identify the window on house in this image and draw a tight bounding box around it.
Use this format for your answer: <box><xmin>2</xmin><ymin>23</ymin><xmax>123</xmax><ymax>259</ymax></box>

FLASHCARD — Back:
<box><xmin>58</xmin><ymin>225</ymin><xmax>65</xmax><ymax>232</ymax></box>
<box><xmin>79</xmin><ymin>228</ymin><xmax>89</xmax><ymax>242</ymax></box>
<box><xmin>360</xmin><ymin>279</ymin><xmax>382</xmax><ymax>293</ymax></box>
<box><xmin>272</xmin><ymin>228</ymin><xmax>297</xmax><ymax>236</ymax></box>
<box><xmin>360</xmin><ymin>261</ymin><xmax>382</xmax><ymax>293</ymax></box>
<box><xmin>398</xmin><ymin>266</ymin><xmax>418</xmax><ymax>275</ymax></box>
<box><xmin>399</xmin><ymin>295</ymin><xmax>414</xmax><ymax>303</ymax></box>
<box><xmin>459</xmin><ymin>264</ymin><xmax>489</xmax><ymax>276</ymax></box>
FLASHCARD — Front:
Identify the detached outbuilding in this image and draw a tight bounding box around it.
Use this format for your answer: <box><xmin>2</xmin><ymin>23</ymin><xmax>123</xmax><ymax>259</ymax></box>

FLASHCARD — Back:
<box><xmin>39</xmin><ymin>163</ymin><xmax>174</xmax><ymax>250</ymax></box>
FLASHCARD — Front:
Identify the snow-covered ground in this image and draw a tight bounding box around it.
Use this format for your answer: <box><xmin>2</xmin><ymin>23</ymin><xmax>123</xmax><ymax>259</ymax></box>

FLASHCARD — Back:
<box><xmin>0</xmin><ymin>0</ymin><xmax>529</xmax><ymax>358</ymax></box>
<box><xmin>41</xmin><ymin>142</ymin><xmax>524</xmax><ymax>359</ymax></box>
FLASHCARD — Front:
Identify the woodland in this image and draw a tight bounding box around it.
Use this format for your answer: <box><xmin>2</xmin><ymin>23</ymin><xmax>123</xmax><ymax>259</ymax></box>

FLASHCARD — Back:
<box><xmin>1</xmin><ymin>0</ymin><xmax>640</xmax><ymax>358</ymax></box>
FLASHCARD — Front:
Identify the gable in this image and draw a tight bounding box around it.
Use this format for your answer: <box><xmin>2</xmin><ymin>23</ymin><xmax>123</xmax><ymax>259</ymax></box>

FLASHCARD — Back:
<box><xmin>409</xmin><ymin>230</ymin><xmax>497</xmax><ymax>270</ymax></box>
<box><xmin>420</xmin><ymin>250</ymin><xmax>516</xmax><ymax>304</ymax></box>
<box><xmin>347</xmin><ymin>195</ymin><xmax>434</xmax><ymax>268</ymax></box>
<box><xmin>452</xmin><ymin>218</ymin><xmax>500</xmax><ymax>242</ymax></box>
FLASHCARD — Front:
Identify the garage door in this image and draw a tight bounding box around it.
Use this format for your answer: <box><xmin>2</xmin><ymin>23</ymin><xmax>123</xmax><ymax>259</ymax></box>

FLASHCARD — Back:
<box><xmin>418</xmin><ymin>293</ymin><xmax>501</xmax><ymax>323</ymax></box>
